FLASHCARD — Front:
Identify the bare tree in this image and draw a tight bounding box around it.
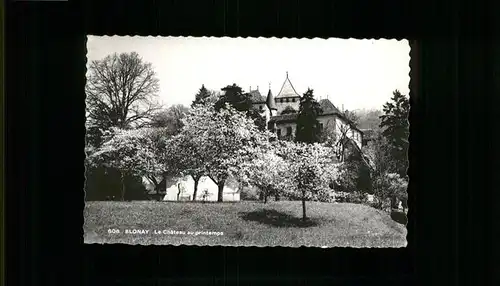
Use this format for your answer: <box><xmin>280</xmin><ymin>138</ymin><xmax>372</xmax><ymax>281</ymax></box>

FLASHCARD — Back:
<box><xmin>85</xmin><ymin>52</ymin><xmax>161</xmax><ymax>133</ymax></box>
<box><xmin>333</xmin><ymin>111</ymin><xmax>361</xmax><ymax>162</ymax></box>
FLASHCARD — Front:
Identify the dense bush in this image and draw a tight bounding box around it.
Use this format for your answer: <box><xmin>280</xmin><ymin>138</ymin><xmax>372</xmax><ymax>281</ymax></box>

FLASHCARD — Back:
<box><xmin>334</xmin><ymin>191</ymin><xmax>368</xmax><ymax>204</ymax></box>
<box><xmin>310</xmin><ymin>188</ymin><xmax>336</xmax><ymax>203</ymax></box>
<box><xmin>371</xmin><ymin>173</ymin><xmax>408</xmax><ymax>211</ymax></box>
<box><xmin>85</xmin><ymin>166</ymin><xmax>148</xmax><ymax>201</ymax></box>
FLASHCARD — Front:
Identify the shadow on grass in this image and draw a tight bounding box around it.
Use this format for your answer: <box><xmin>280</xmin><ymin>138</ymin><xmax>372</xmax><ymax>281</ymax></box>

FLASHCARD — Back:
<box><xmin>239</xmin><ymin>209</ymin><xmax>319</xmax><ymax>228</ymax></box>
<box><xmin>390</xmin><ymin>209</ymin><xmax>408</xmax><ymax>225</ymax></box>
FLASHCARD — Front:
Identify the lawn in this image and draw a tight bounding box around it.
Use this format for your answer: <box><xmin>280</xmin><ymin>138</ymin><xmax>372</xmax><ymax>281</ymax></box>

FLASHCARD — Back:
<box><xmin>83</xmin><ymin>200</ymin><xmax>407</xmax><ymax>248</ymax></box>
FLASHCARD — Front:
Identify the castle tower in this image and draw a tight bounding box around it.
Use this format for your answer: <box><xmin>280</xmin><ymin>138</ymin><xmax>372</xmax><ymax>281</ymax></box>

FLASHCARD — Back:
<box><xmin>275</xmin><ymin>72</ymin><xmax>301</xmax><ymax>114</ymax></box>
<box><xmin>264</xmin><ymin>84</ymin><xmax>278</xmax><ymax>130</ymax></box>
<box><xmin>266</xmin><ymin>83</ymin><xmax>277</xmax><ymax>116</ymax></box>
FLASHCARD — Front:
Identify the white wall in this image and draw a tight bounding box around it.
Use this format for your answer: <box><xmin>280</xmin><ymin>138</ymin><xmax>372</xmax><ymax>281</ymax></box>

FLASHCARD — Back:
<box><xmin>163</xmin><ymin>175</ymin><xmax>240</xmax><ymax>202</ymax></box>
<box><xmin>317</xmin><ymin>116</ymin><xmax>337</xmax><ymax>131</ymax></box>
<box><xmin>275</xmin><ymin>99</ymin><xmax>300</xmax><ymax>114</ymax></box>
<box><xmin>334</xmin><ymin>117</ymin><xmax>362</xmax><ymax>149</ymax></box>
<box><xmin>275</xmin><ymin>122</ymin><xmax>296</xmax><ymax>138</ymax></box>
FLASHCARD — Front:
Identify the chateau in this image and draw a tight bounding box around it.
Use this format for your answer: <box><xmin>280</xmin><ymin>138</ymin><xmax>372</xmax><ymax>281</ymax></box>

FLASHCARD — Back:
<box><xmin>248</xmin><ymin>72</ymin><xmax>363</xmax><ymax>149</ymax></box>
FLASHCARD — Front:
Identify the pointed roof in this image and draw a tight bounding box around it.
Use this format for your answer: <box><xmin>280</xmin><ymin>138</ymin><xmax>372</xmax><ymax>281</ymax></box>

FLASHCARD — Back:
<box><xmin>249</xmin><ymin>89</ymin><xmax>266</xmax><ymax>103</ymax></box>
<box><xmin>276</xmin><ymin>72</ymin><xmax>301</xmax><ymax>98</ymax></box>
<box><xmin>266</xmin><ymin>87</ymin><xmax>277</xmax><ymax>110</ymax></box>
<box><xmin>318</xmin><ymin>98</ymin><xmax>362</xmax><ymax>132</ymax></box>
<box><xmin>319</xmin><ymin>98</ymin><xmax>342</xmax><ymax>115</ymax></box>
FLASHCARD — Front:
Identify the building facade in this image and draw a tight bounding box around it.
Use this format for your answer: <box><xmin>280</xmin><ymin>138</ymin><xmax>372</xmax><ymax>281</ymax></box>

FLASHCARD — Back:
<box><xmin>248</xmin><ymin>73</ymin><xmax>364</xmax><ymax>150</ymax></box>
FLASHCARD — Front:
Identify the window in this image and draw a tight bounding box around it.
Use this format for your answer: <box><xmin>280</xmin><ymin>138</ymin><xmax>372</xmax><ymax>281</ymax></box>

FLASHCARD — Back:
<box><xmin>276</xmin><ymin>129</ymin><xmax>282</xmax><ymax>138</ymax></box>
<box><xmin>286</xmin><ymin>127</ymin><xmax>292</xmax><ymax>136</ymax></box>
<box><xmin>319</xmin><ymin>123</ymin><xmax>324</xmax><ymax>130</ymax></box>
<box><xmin>268</xmin><ymin>121</ymin><xmax>275</xmax><ymax>131</ymax></box>
<box><xmin>259</xmin><ymin>105</ymin><xmax>263</xmax><ymax>110</ymax></box>
<box><xmin>286</xmin><ymin>98</ymin><xmax>289</xmax><ymax>102</ymax></box>
<box><xmin>292</xmin><ymin>98</ymin><xmax>296</xmax><ymax>102</ymax></box>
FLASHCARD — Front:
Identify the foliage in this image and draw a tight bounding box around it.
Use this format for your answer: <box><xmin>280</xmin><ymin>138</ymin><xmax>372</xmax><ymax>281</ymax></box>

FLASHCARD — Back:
<box><xmin>192</xmin><ymin>84</ymin><xmax>213</xmax><ymax>106</ymax></box>
<box><xmin>343</xmin><ymin>109</ymin><xmax>360</xmax><ymax>125</ymax></box>
<box><xmin>334</xmin><ymin>162</ymin><xmax>359</xmax><ymax>193</ymax></box>
<box><xmin>280</xmin><ymin>141</ymin><xmax>340</xmax><ymax>220</ymax></box>
<box><xmin>215</xmin><ymin>83</ymin><xmax>266</xmax><ymax>130</ymax></box>
<box><xmin>379</xmin><ymin>90</ymin><xmax>410</xmax><ymax>177</ymax></box>
<box><xmin>334</xmin><ymin>191</ymin><xmax>368</xmax><ymax>204</ymax></box>
<box><xmin>177</xmin><ymin>102</ymin><xmax>271</xmax><ymax>202</ymax></box>
<box><xmin>85</xmin><ymin>52</ymin><xmax>161</xmax><ymax>133</ymax></box>
<box><xmin>334</xmin><ymin>149</ymin><xmax>372</xmax><ymax>195</ymax></box>
<box><xmin>150</xmin><ymin>104</ymin><xmax>190</xmax><ymax>136</ymax></box>
<box><xmin>215</xmin><ymin>84</ymin><xmax>252</xmax><ymax>111</ymax></box>
<box><xmin>281</xmin><ymin>106</ymin><xmax>297</xmax><ymax>115</ymax></box>
<box><xmin>238</xmin><ymin>145</ymin><xmax>293</xmax><ymax>203</ymax></box>
<box><xmin>295</xmin><ymin>89</ymin><xmax>324</xmax><ymax>144</ymax></box>
<box><xmin>364</xmin><ymin>131</ymin><xmax>395</xmax><ymax>176</ymax></box>
<box><xmin>86</xmin><ymin>127</ymin><xmax>169</xmax><ymax>200</ymax></box>
<box><xmin>371</xmin><ymin>173</ymin><xmax>408</xmax><ymax>211</ymax></box>
<box><xmin>355</xmin><ymin>109</ymin><xmax>383</xmax><ymax>131</ymax></box>
<box><xmin>165</xmin><ymin>129</ymin><xmax>208</xmax><ymax>200</ymax></box>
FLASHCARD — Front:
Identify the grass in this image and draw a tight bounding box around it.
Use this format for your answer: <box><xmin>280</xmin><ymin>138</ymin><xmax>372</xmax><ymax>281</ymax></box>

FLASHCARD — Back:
<box><xmin>84</xmin><ymin>200</ymin><xmax>407</xmax><ymax>248</ymax></box>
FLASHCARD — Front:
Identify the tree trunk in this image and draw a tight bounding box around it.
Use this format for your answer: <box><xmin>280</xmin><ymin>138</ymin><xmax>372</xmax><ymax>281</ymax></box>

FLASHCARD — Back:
<box><xmin>275</xmin><ymin>194</ymin><xmax>280</xmax><ymax>201</ymax></box>
<box><xmin>302</xmin><ymin>190</ymin><xmax>307</xmax><ymax>222</ymax></box>
<box><xmin>264</xmin><ymin>193</ymin><xmax>268</xmax><ymax>204</ymax></box>
<box><xmin>259</xmin><ymin>192</ymin><xmax>264</xmax><ymax>201</ymax></box>
<box><xmin>177</xmin><ymin>183</ymin><xmax>181</xmax><ymax>201</ymax></box>
<box><xmin>217</xmin><ymin>181</ymin><xmax>225</xmax><ymax>202</ymax></box>
<box><xmin>391</xmin><ymin>196</ymin><xmax>398</xmax><ymax>209</ymax></box>
<box><xmin>120</xmin><ymin>172</ymin><xmax>126</xmax><ymax>201</ymax></box>
<box><xmin>192</xmin><ymin>175</ymin><xmax>200</xmax><ymax>201</ymax></box>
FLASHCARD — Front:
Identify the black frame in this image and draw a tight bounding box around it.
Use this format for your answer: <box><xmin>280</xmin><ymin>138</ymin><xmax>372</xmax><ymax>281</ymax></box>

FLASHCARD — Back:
<box><xmin>5</xmin><ymin>0</ymin><xmax>494</xmax><ymax>286</ymax></box>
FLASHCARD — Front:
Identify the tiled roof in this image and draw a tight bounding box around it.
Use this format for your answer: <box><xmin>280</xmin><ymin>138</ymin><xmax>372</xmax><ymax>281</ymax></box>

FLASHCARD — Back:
<box><xmin>249</xmin><ymin>90</ymin><xmax>266</xmax><ymax>103</ymax></box>
<box><xmin>276</xmin><ymin>73</ymin><xmax>301</xmax><ymax>98</ymax></box>
<box><xmin>318</xmin><ymin>98</ymin><xmax>362</xmax><ymax>132</ymax></box>
<box><xmin>269</xmin><ymin>113</ymin><xmax>298</xmax><ymax>123</ymax></box>
<box><xmin>319</xmin><ymin>99</ymin><xmax>342</xmax><ymax>115</ymax></box>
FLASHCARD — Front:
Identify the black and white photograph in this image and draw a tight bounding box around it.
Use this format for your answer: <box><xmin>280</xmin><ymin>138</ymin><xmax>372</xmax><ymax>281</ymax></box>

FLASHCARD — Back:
<box><xmin>84</xmin><ymin>36</ymin><xmax>410</xmax><ymax>248</ymax></box>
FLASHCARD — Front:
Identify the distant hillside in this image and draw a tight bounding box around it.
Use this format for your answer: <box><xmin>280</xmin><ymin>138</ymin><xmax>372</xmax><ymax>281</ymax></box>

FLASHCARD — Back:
<box><xmin>354</xmin><ymin>109</ymin><xmax>383</xmax><ymax>131</ymax></box>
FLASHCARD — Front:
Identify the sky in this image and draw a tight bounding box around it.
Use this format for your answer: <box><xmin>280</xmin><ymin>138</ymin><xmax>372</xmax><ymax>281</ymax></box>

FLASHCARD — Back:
<box><xmin>86</xmin><ymin>36</ymin><xmax>410</xmax><ymax>111</ymax></box>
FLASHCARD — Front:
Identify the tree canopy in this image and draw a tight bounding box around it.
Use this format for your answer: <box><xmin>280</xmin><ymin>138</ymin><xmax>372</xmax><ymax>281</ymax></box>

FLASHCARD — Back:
<box><xmin>177</xmin><ymin>102</ymin><xmax>271</xmax><ymax>201</ymax></box>
<box><xmin>295</xmin><ymin>89</ymin><xmax>323</xmax><ymax>144</ymax></box>
<box><xmin>150</xmin><ymin>104</ymin><xmax>190</xmax><ymax>136</ymax></box>
<box><xmin>86</xmin><ymin>52</ymin><xmax>161</xmax><ymax>130</ymax></box>
<box><xmin>192</xmin><ymin>84</ymin><xmax>214</xmax><ymax>107</ymax></box>
<box><xmin>215</xmin><ymin>84</ymin><xmax>266</xmax><ymax>130</ymax></box>
<box><xmin>87</xmin><ymin>127</ymin><xmax>168</xmax><ymax>200</ymax></box>
<box><xmin>379</xmin><ymin>90</ymin><xmax>409</xmax><ymax>177</ymax></box>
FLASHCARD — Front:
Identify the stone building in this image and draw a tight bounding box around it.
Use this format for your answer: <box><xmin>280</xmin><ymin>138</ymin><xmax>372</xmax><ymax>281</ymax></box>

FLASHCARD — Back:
<box><xmin>249</xmin><ymin>72</ymin><xmax>364</xmax><ymax>150</ymax></box>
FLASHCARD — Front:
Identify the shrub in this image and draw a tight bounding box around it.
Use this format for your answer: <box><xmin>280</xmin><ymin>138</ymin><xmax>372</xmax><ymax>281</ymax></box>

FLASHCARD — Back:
<box><xmin>334</xmin><ymin>191</ymin><xmax>368</xmax><ymax>204</ymax></box>
<box><xmin>371</xmin><ymin>173</ymin><xmax>408</xmax><ymax>211</ymax></box>
<box><xmin>346</xmin><ymin>191</ymin><xmax>368</xmax><ymax>204</ymax></box>
<box><xmin>311</xmin><ymin>188</ymin><xmax>336</xmax><ymax>203</ymax></box>
<box><xmin>334</xmin><ymin>164</ymin><xmax>358</xmax><ymax>193</ymax></box>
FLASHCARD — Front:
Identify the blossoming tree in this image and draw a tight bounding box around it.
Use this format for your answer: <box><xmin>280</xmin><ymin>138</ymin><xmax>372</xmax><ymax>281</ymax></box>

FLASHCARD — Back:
<box><xmin>87</xmin><ymin>127</ymin><xmax>168</xmax><ymax>201</ymax></box>
<box><xmin>278</xmin><ymin>141</ymin><xmax>341</xmax><ymax>221</ymax></box>
<box><xmin>238</xmin><ymin>142</ymin><xmax>293</xmax><ymax>203</ymax></box>
<box><xmin>176</xmin><ymin>102</ymin><xmax>271</xmax><ymax>202</ymax></box>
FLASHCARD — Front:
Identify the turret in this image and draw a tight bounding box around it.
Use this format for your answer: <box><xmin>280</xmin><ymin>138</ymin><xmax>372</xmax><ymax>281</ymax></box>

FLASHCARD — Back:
<box><xmin>266</xmin><ymin>84</ymin><xmax>277</xmax><ymax>116</ymax></box>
